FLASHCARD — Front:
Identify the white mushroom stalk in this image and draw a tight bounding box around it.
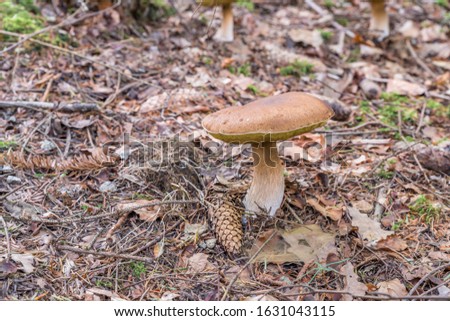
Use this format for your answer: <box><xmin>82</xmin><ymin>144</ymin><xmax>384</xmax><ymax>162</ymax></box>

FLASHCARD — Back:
<box><xmin>202</xmin><ymin>92</ymin><xmax>334</xmax><ymax>218</ymax></box>
<box><xmin>369</xmin><ymin>0</ymin><xmax>389</xmax><ymax>38</ymax></box>
<box><xmin>214</xmin><ymin>3</ymin><xmax>234</xmax><ymax>42</ymax></box>
<box><xmin>243</xmin><ymin>142</ymin><xmax>285</xmax><ymax>217</ymax></box>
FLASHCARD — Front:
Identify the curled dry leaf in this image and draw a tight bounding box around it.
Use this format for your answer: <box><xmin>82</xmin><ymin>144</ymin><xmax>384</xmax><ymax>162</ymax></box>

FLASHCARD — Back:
<box><xmin>348</xmin><ymin>206</ymin><xmax>393</xmax><ymax>245</ymax></box>
<box><xmin>187</xmin><ymin>253</ymin><xmax>216</xmax><ymax>273</ymax></box>
<box><xmin>249</xmin><ymin>225</ymin><xmax>337</xmax><ymax>264</ymax></box>
<box><xmin>288</xmin><ymin>29</ymin><xmax>323</xmax><ymax>49</ymax></box>
<box><xmin>0</xmin><ymin>259</ymin><xmax>18</xmax><ymax>274</ymax></box>
<box><xmin>224</xmin><ymin>266</ymin><xmax>251</xmax><ymax>285</ymax></box>
<box><xmin>377</xmin><ymin>279</ymin><xmax>407</xmax><ymax>297</ymax></box>
<box><xmin>341</xmin><ymin>262</ymin><xmax>367</xmax><ymax>301</ymax></box>
<box><xmin>307</xmin><ymin>198</ymin><xmax>343</xmax><ymax>221</ymax></box>
<box><xmin>10</xmin><ymin>253</ymin><xmax>35</xmax><ymax>274</ymax></box>
<box><xmin>374</xmin><ymin>235</ymin><xmax>408</xmax><ymax>251</ymax></box>
<box><xmin>160</xmin><ymin>292</ymin><xmax>179</xmax><ymax>301</ymax></box>
<box><xmin>353</xmin><ymin>200</ymin><xmax>374</xmax><ymax>214</ymax></box>
<box><xmin>153</xmin><ymin>239</ymin><xmax>165</xmax><ymax>259</ymax></box>
<box><xmin>117</xmin><ymin>199</ymin><xmax>162</xmax><ymax>222</ymax></box>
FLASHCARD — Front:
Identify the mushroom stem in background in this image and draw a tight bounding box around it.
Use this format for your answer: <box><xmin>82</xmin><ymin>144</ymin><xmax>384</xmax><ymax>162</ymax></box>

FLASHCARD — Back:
<box><xmin>369</xmin><ymin>0</ymin><xmax>389</xmax><ymax>38</ymax></box>
<box><xmin>214</xmin><ymin>3</ymin><xmax>234</xmax><ymax>42</ymax></box>
<box><xmin>244</xmin><ymin>142</ymin><xmax>285</xmax><ymax>217</ymax></box>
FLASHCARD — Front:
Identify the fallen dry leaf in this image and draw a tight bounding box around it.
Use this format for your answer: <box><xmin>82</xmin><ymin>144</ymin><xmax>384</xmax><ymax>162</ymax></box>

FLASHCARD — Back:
<box><xmin>153</xmin><ymin>239</ymin><xmax>165</xmax><ymax>259</ymax></box>
<box><xmin>117</xmin><ymin>199</ymin><xmax>162</xmax><ymax>222</ymax></box>
<box><xmin>224</xmin><ymin>266</ymin><xmax>251</xmax><ymax>285</ymax></box>
<box><xmin>377</xmin><ymin>279</ymin><xmax>407</xmax><ymax>297</ymax></box>
<box><xmin>386</xmin><ymin>78</ymin><xmax>426</xmax><ymax>96</ymax></box>
<box><xmin>348</xmin><ymin>206</ymin><xmax>393</xmax><ymax>245</ymax></box>
<box><xmin>373</xmin><ymin>235</ymin><xmax>408</xmax><ymax>251</ymax></box>
<box><xmin>249</xmin><ymin>225</ymin><xmax>337</xmax><ymax>264</ymax></box>
<box><xmin>307</xmin><ymin>198</ymin><xmax>343</xmax><ymax>221</ymax></box>
<box><xmin>0</xmin><ymin>259</ymin><xmax>18</xmax><ymax>274</ymax></box>
<box><xmin>341</xmin><ymin>262</ymin><xmax>367</xmax><ymax>301</ymax></box>
<box><xmin>160</xmin><ymin>291</ymin><xmax>180</xmax><ymax>301</ymax></box>
<box><xmin>288</xmin><ymin>29</ymin><xmax>323</xmax><ymax>49</ymax></box>
<box><xmin>10</xmin><ymin>253</ymin><xmax>35</xmax><ymax>274</ymax></box>
<box><xmin>187</xmin><ymin>253</ymin><xmax>216</xmax><ymax>273</ymax></box>
<box><xmin>353</xmin><ymin>200</ymin><xmax>374</xmax><ymax>213</ymax></box>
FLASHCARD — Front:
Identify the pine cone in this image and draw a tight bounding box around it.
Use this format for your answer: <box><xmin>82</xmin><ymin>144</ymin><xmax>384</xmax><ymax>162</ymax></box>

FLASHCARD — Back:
<box><xmin>209</xmin><ymin>198</ymin><xmax>243</xmax><ymax>256</ymax></box>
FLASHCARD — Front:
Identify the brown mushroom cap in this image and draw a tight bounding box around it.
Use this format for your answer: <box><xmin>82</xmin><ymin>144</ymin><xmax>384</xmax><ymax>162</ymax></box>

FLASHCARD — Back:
<box><xmin>202</xmin><ymin>92</ymin><xmax>334</xmax><ymax>144</ymax></box>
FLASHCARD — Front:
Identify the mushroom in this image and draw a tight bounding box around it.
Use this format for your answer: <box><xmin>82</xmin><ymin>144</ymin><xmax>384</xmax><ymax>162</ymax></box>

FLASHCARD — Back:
<box><xmin>202</xmin><ymin>92</ymin><xmax>334</xmax><ymax>217</ymax></box>
<box><xmin>369</xmin><ymin>0</ymin><xmax>389</xmax><ymax>39</ymax></box>
<box><xmin>198</xmin><ymin>0</ymin><xmax>234</xmax><ymax>42</ymax></box>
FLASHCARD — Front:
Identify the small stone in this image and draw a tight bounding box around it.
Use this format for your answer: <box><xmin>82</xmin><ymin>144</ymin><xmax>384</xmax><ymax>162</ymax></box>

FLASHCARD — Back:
<box><xmin>0</xmin><ymin>165</ymin><xmax>13</xmax><ymax>173</ymax></box>
<box><xmin>353</xmin><ymin>200</ymin><xmax>374</xmax><ymax>213</ymax></box>
<box><xmin>7</xmin><ymin>176</ymin><xmax>21</xmax><ymax>184</ymax></box>
<box><xmin>99</xmin><ymin>181</ymin><xmax>117</xmax><ymax>193</ymax></box>
<box><xmin>205</xmin><ymin>239</ymin><xmax>217</xmax><ymax>249</ymax></box>
<box><xmin>41</xmin><ymin>140</ymin><xmax>56</xmax><ymax>152</ymax></box>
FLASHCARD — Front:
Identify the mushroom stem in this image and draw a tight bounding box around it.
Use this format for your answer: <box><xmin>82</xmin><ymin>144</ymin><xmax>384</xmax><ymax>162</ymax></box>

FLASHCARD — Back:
<box><xmin>369</xmin><ymin>0</ymin><xmax>389</xmax><ymax>38</ymax></box>
<box><xmin>243</xmin><ymin>142</ymin><xmax>285</xmax><ymax>217</ymax></box>
<box><xmin>214</xmin><ymin>3</ymin><xmax>234</xmax><ymax>42</ymax></box>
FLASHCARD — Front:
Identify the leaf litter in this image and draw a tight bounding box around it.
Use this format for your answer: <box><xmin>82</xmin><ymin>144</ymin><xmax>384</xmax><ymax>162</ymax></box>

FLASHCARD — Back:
<box><xmin>0</xmin><ymin>0</ymin><xmax>449</xmax><ymax>301</ymax></box>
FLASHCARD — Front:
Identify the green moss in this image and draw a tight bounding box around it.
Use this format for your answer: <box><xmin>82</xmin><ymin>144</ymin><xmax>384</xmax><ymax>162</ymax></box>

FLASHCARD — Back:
<box><xmin>376</xmin><ymin>168</ymin><xmax>394</xmax><ymax>179</ymax></box>
<box><xmin>201</xmin><ymin>56</ymin><xmax>213</xmax><ymax>65</ymax></box>
<box><xmin>130</xmin><ymin>262</ymin><xmax>147</xmax><ymax>278</ymax></box>
<box><xmin>0</xmin><ymin>140</ymin><xmax>18</xmax><ymax>149</ymax></box>
<box><xmin>319</xmin><ymin>30</ymin><xmax>333</xmax><ymax>42</ymax></box>
<box><xmin>236</xmin><ymin>0</ymin><xmax>254</xmax><ymax>11</ymax></box>
<box><xmin>426</xmin><ymin>99</ymin><xmax>450</xmax><ymax>118</ymax></box>
<box><xmin>324</xmin><ymin>0</ymin><xmax>335</xmax><ymax>8</ymax></box>
<box><xmin>0</xmin><ymin>1</ymin><xmax>45</xmax><ymax>36</ymax></box>
<box><xmin>280</xmin><ymin>60</ymin><xmax>314</xmax><ymax>77</ymax></box>
<box><xmin>238</xmin><ymin>62</ymin><xmax>251</xmax><ymax>76</ymax></box>
<box><xmin>95</xmin><ymin>280</ymin><xmax>113</xmax><ymax>289</ymax></box>
<box><xmin>378</xmin><ymin>92</ymin><xmax>417</xmax><ymax>126</ymax></box>
<box><xmin>246</xmin><ymin>84</ymin><xmax>260</xmax><ymax>95</ymax></box>
<box><xmin>346</xmin><ymin>47</ymin><xmax>360</xmax><ymax>63</ymax></box>
<box><xmin>410</xmin><ymin>195</ymin><xmax>441</xmax><ymax>225</ymax></box>
<box><xmin>228</xmin><ymin>62</ymin><xmax>252</xmax><ymax>76</ymax></box>
<box><xmin>435</xmin><ymin>0</ymin><xmax>449</xmax><ymax>7</ymax></box>
<box><xmin>335</xmin><ymin>17</ymin><xmax>348</xmax><ymax>27</ymax></box>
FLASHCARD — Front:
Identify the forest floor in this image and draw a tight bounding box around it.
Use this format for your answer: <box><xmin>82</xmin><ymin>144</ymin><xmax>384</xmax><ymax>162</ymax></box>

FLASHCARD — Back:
<box><xmin>0</xmin><ymin>0</ymin><xmax>449</xmax><ymax>301</ymax></box>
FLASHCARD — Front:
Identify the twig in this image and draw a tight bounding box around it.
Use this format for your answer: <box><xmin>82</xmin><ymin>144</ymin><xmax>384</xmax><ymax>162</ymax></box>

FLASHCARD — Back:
<box><xmin>57</xmin><ymin>245</ymin><xmax>154</xmax><ymax>264</ymax></box>
<box><xmin>412</xmin><ymin>153</ymin><xmax>431</xmax><ymax>184</ymax></box>
<box><xmin>129</xmin><ymin>220</ymin><xmax>183</xmax><ymax>255</ymax></box>
<box><xmin>416</xmin><ymin>101</ymin><xmax>427</xmax><ymax>135</ymax></box>
<box><xmin>0</xmin><ymin>30</ymin><xmax>154</xmax><ymax>87</ymax></box>
<box><xmin>232</xmin><ymin>283</ymin><xmax>450</xmax><ymax>301</ymax></box>
<box><xmin>221</xmin><ymin>230</ymin><xmax>277</xmax><ymax>301</ymax></box>
<box><xmin>408</xmin><ymin>262</ymin><xmax>450</xmax><ymax>296</ymax></box>
<box><xmin>373</xmin><ymin>186</ymin><xmax>386</xmax><ymax>220</ymax></box>
<box><xmin>106</xmin><ymin>212</ymin><xmax>130</xmax><ymax>241</ymax></box>
<box><xmin>304</xmin><ymin>0</ymin><xmax>355</xmax><ymax>38</ymax></box>
<box><xmin>406</xmin><ymin>40</ymin><xmax>437</xmax><ymax>78</ymax></box>
<box><xmin>3</xmin><ymin>199</ymin><xmax>200</xmax><ymax>224</ymax></box>
<box><xmin>0</xmin><ymin>216</ymin><xmax>12</xmax><ymax>261</ymax></box>
<box><xmin>0</xmin><ymin>101</ymin><xmax>99</xmax><ymax>113</ymax></box>
<box><xmin>21</xmin><ymin>114</ymin><xmax>52</xmax><ymax>153</ymax></box>
<box><xmin>0</xmin><ymin>184</ymin><xmax>25</xmax><ymax>201</ymax></box>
